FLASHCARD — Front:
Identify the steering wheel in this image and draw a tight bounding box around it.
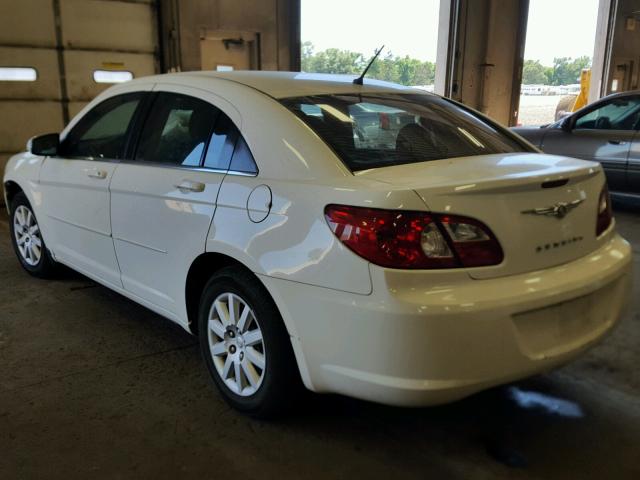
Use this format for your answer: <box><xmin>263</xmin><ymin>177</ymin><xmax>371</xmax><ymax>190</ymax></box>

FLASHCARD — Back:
<box><xmin>595</xmin><ymin>116</ymin><xmax>611</xmax><ymax>130</ymax></box>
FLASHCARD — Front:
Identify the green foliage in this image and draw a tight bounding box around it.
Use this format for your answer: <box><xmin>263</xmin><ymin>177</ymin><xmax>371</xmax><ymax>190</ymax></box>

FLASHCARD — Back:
<box><xmin>301</xmin><ymin>42</ymin><xmax>364</xmax><ymax>75</ymax></box>
<box><xmin>522</xmin><ymin>59</ymin><xmax>549</xmax><ymax>85</ymax></box>
<box><xmin>549</xmin><ymin>56</ymin><xmax>591</xmax><ymax>86</ymax></box>
<box><xmin>522</xmin><ymin>56</ymin><xmax>592</xmax><ymax>85</ymax></box>
<box><xmin>301</xmin><ymin>42</ymin><xmax>436</xmax><ymax>86</ymax></box>
<box><xmin>301</xmin><ymin>42</ymin><xmax>591</xmax><ymax>88</ymax></box>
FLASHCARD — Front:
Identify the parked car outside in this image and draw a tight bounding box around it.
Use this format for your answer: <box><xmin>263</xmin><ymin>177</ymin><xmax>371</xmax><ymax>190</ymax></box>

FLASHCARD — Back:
<box><xmin>513</xmin><ymin>91</ymin><xmax>640</xmax><ymax>197</ymax></box>
<box><xmin>4</xmin><ymin>72</ymin><xmax>632</xmax><ymax>417</ymax></box>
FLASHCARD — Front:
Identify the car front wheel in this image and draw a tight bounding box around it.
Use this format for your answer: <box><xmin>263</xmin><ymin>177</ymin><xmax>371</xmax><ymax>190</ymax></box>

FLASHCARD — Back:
<box><xmin>198</xmin><ymin>266</ymin><xmax>300</xmax><ymax>417</ymax></box>
<box><xmin>9</xmin><ymin>191</ymin><xmax>57</xmax><ymax>277</ymax></box>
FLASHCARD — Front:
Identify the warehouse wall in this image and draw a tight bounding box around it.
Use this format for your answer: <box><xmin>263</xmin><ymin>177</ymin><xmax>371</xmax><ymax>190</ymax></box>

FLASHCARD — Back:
<box><xmin>606</xmin><ymin>0</ymin><xmax>640</xmax><ymax>93</ymax></box>
<box><xmin>1</xmin><ymin>0</ymin><xmax>298</xmax><ymax>205</ymax></box>
<box><xmin>158</xmin><ymin>0</ymin><xmax>299</xmax><ymax>72</ymax></box>
<box><xmin>589</xmin><ymin>0</ymin><xmax>640</xmax><ymax>100</ymax></box>
<box><xmin>0</xmin><ymin>0</ymin><xmax>159</xmax><ymax>202</ymax></box>
<box><xmin>436</xmin><ymin>0</ymin><xmax>529</xmax><ymax>126</ymax></box>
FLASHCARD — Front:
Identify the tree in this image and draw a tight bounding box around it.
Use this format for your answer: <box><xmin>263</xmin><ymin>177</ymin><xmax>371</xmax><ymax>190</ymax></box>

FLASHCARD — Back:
<box><xmin>301</xmin><ymin>41</ymin><xmax>315</xmax><ymax>68</ymax></box>
<box><xmin>300</xmin><ymin>43</ymin><xmax>436</xmax><ymax>86</ymax></box>
<box><xmin>550</xmin><ymin>56</ymin><xmax>591</xmax><ymax>85</ymax></box>
<box><xmin>413</xmin><ymin>61</ymin><xmax>436</xmax><ymax>86</ymax></box>
<box><xmin>521</xmin><ymin>56</ymin><xmax>592</xmax><ymax>86</ymax></box>
<box><xmin>302</xmin><ymin>43</ymin><xmax>590</xmax><ymax>88</ymax></box>
<box><xmin>522</xmin><ymin>59</ymin><xmax>549</xmax><ymax>84</ymax></box>
<box><xmin>301</xmin><ymin>46</ymin><xmax>364</xmax><ymax>75</ymax></box>
<box><xmin>367</xmin><ymin>51</ymin><xmax>399</xmax><ymax>83</ymax></box>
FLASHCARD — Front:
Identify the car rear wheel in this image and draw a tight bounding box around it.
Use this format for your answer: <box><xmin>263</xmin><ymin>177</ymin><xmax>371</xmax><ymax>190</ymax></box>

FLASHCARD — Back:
<box><xmin>9</xmin><ymin>191</ymin><xmax>57</xmax><ymax>277</ymax></box>
<box><xmin>197</xmin><ymin>266</ymin><xmax>300</xmax><ymax>417</ymax></box>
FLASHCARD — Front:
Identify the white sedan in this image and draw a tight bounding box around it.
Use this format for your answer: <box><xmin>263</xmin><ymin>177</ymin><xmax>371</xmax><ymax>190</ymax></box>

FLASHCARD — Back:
<box><xmin>3</xmin><ymin>72</ymin><xmax>632</xmax><ymax>417</ymax></box>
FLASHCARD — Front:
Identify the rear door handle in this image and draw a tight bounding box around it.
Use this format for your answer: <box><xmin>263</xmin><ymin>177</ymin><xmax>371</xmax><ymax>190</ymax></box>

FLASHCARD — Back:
<box><xmin>86</xmin><ymin>169</ymin><xmax>107</xmax><ymax>179</ymax></box>
<box><xmin>608</xmin><ymin>140</ymin><xmax>627</xmax><ymax>145</ymax></box>
<box><xmin>174</xmin><ymin>180</ymin><xmax>205</xmax><ymax>193</ymax></box>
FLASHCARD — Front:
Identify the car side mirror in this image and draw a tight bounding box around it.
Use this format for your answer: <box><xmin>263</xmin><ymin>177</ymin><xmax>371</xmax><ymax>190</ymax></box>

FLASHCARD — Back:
<box><xmin>560</xmin><ymin>116</ymin><xmax>573</xmax><ymax>133</ymax></box>
<box><xmin>27</xmin><ymin>133</ymin><xmax>60</xmax><ymax>156</ymax></box>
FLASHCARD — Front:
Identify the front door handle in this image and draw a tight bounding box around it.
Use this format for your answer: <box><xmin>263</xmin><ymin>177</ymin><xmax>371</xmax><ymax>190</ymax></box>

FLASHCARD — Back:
<box><xmin>608</xmin><ymin>139</ymin><xmax>627</xmax><ymax>145</ymax></box>
<box><xmin>86</xmin><ymin>169</ymin><xmax>107</xmax><ymax>179</ymax></box>
<box><xmin>174</xmin><ymin>180</ymin><xmax>205</xmax><ymax>193</ymax></box>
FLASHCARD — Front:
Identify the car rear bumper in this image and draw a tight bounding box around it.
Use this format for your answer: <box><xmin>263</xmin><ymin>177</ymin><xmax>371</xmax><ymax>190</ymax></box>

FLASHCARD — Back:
<box><xmin>260</xmin><ymin>233</ymin><xmax>632</xmax><ymax>407</ymax></box>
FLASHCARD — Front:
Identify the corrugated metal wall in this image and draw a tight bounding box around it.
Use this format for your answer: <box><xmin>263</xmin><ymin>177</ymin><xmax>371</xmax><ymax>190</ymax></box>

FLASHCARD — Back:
<box><xmin>158</xmin><ymin>0</ymin><xmax>299</xmax><ymax>73</ymax></box>
<box><xmin>0</xmin><ymin>0</ymin><xmax>304</xmax><ymax>205</ymax></box>
<box><xmin>0</xmin><ymin>0</ymin><xmax>159</xmax><ymax>200</ymax></box>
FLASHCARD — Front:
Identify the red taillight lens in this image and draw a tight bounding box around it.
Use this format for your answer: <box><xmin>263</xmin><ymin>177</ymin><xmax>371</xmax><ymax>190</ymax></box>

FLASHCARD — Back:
<box><xmin>324</xmin><ymin>205</ymin><xmax>503</xmax><ymax>269</ymax></box>
<box><xmin>596</xmin><ymin>184</ymin><xmax>613</xmax><ymax>236</ymax></box>
<box><xmin>440</xmin><ymin>215</ymin><xmax>504</xmax><ymax>267</ymax></box>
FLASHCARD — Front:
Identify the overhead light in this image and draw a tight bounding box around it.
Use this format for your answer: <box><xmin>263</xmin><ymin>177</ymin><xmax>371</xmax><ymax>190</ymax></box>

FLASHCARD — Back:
<box><xmin>0</xmin><ymin>67</ymin><xmax>37</xmax><ymax>82</ymax></box>
<box><xmin>93</xmin><ymin>70</ymin><xmax>133</xmax><ymax>83</ymax></box>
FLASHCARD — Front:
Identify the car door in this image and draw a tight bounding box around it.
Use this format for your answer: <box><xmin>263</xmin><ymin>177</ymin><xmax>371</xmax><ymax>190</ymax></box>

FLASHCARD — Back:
<box><xmin>626</xmin><ymin>129</ymin><xmax>640</xmax><ymax>193</ymax></box>
<box><xmin>39</xmin><ymin>90</ymin><xmax>148</xmax><ymax>288</ymax></box>
<box><xmin>109</xmin><ymin>85</ymin><xmax>240</xmax><ymax>319</ymax></box>
<box><xmin>541</xmin><ymin>95</ymin><xmax>640</xmax><ymax>193</ymax></box>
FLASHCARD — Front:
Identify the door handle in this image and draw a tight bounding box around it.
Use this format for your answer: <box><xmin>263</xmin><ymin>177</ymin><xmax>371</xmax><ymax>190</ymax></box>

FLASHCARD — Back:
<box><xmin>174</xmin><ymin>180</ymin><xmax>205</xmax><ymax>193</ymax></box>
<box><xmin>608</xmin><ymin>140</ymin><xmax>627</xmax><ymax>145</ymax></box>
<box><xmin>86</xmin><ymin>169</ymin><xmax>107</xmax><ymax>179</ymax></box>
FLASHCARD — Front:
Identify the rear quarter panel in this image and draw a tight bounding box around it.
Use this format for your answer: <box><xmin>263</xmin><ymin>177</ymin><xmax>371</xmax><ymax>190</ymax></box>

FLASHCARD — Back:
<box><xmin>191</xmin><ymin>76</ymin><xmax>428</xmax><ymax>296</ymax></box>
<box><xmin>208</xmin><ymin>175</ymin><xmax>429</xmax><ymax>298</ymax></box>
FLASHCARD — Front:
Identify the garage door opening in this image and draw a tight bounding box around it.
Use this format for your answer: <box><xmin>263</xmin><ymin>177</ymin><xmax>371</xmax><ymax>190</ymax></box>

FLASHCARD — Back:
<box><xmin>301</xmin><ymin>0</ymin><xmax>440</xmax><ymax>91</ymax></box>
<box><xmin>518</xmin><ymin>0</ymin><xmax>599</xmax><ymax>126</ymax></box>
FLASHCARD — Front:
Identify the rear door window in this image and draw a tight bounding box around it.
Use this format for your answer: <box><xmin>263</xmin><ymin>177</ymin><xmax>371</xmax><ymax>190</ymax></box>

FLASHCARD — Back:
<box><xmin>203</xmin><ymin>112</ymin><xmax>237</xmax><ymax>170</ymax></box>
<box><xmin>201</xmin><ymin>112</ymin><xmax>258</xmax><ymax>174</ymax></box>
<box><xmin>229</xmin><ymin>136</ymin><xmax>258</xmax><ymax>175</ymax></box>
<box><xmin>135</xmin><ymin>92</ymin><xmax>219</xmax><ymax>166</ymax></box>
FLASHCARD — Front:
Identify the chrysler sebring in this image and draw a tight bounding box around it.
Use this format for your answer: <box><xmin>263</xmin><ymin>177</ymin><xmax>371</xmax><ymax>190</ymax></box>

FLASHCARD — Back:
<box><xmin>3</xmin><ymin>72</ymin><xmax>632</xmax><ymax>417</ymax></box>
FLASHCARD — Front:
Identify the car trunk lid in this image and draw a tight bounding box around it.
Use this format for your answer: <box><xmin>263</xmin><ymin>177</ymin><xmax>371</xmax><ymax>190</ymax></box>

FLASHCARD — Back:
<box><xmin>355</xmin><ymin>153</ymin><xmax>607</xmax><ymax>279</ymax></box>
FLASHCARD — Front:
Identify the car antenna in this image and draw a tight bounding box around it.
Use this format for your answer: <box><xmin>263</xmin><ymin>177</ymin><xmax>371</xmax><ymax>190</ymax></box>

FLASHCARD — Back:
<box><xmin>353</xmin><ymin>45</ymin><xmax>384</xmax><ymax>85</ymax></box>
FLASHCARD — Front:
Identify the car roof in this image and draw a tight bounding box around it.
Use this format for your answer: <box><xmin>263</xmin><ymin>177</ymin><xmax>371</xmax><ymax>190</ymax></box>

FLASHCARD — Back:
<box><xmin>130</xmin><ymin>70</ymin><xmax>427</xmax><ymax>99</ymax></box>
<box><xmin>603</xmin><ymin>89</ymin><xmax>640</xmax><ymax>99</ymax></box>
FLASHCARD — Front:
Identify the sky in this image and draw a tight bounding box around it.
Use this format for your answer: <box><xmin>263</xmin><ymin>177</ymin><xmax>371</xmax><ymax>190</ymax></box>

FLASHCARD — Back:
<box><xmin>301</xmin><ymin>0</ymin><xmax>600</xmax><ymax>66</ymax></box>
<box><xmin>524</xmin><ymin>0</ymin><xmax>599</xmax><ymax>65</ymax></box>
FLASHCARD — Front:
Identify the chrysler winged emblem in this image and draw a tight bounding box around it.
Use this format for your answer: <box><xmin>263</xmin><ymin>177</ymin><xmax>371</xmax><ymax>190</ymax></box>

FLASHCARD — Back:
<box><xmin>521</xmin><ymin>199</ymin><xmax>584</xmax><ymax>219</ymax></box>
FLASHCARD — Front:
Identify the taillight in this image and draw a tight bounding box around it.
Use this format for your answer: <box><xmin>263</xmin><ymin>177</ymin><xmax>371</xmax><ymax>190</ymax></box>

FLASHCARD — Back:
<box><xmin>324</xmin><ymin>204</ymin><xmax>503</xmax><ymax>269</ymax></box>
<box><xmin>439</xmin><ymin>215</ymin><xmax>504</xmax><ymax>267</ymax></box>
<box><xmin>596</xmin><ymin>184</ymin><xmax>612</xmax><ymax>236</ymax></box>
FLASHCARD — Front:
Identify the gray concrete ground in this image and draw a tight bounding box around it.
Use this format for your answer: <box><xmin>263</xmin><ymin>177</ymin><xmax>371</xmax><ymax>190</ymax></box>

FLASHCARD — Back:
<box><xmin>0</xmin><ymin>206</ymin><xmax>639</xmax><ymax>480</ymax></box>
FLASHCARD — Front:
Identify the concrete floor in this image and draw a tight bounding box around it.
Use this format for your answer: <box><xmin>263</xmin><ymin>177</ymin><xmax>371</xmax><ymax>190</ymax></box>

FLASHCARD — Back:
<box><xmin>0</xmin><ymin>207</ymin><xmax>639</xmax><ymax>480</ymax></box>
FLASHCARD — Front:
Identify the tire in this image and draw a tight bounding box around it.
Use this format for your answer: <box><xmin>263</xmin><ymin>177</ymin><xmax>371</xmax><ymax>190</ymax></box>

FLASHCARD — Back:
<box><xmin>555</xmin><ymin>94</ymin><xmax>577</xmax><ymax>121</ymax></box>
<box><xmin>9</xmin><ymin>191</ymin><xmax>58</xmax><ymax>278</ymax></box>
<box><xmin>197</xmin><ymin>266</ymin><xmax>300</xmax><ymax>418</ymax></box>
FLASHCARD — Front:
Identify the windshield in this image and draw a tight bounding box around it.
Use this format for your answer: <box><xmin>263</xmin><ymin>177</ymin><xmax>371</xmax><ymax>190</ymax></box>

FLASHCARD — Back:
<box><xmin>280</xmin><ymin>93</ymin><xmax>532</xmax><ymax>171</ymax></box>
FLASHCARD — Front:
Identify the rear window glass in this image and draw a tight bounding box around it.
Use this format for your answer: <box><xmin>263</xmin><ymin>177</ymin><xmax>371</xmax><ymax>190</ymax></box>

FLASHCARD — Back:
<box><xmin>280</xmin><ymin>93</ymin><xmax>531</xmax><ymax>171</ymax></box>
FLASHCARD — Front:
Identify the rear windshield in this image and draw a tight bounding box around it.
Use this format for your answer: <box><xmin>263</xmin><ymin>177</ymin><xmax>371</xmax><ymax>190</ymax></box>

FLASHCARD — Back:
<box><xmin>280</xmin><ymin>93</ymin><xmax>532</xmax><ymax>171</ymax></box>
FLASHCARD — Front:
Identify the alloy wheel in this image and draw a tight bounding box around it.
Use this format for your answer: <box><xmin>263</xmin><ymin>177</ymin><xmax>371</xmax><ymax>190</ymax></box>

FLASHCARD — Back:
<box><xmin>13</xmin><ymin>205</ymin><xmax>42</xmax><ymax>266</ymax></box>
<box><xmin>207</xmin><ymin>292</ymin><xmax>266</xmax><ymax>396</ymax></box>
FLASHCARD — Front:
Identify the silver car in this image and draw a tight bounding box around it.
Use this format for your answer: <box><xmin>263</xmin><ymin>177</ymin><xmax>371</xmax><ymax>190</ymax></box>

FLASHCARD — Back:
<box><xmin>513</xmin><ymin>91</ymin><xmax>640</xmax><ymax>196</ymax></box>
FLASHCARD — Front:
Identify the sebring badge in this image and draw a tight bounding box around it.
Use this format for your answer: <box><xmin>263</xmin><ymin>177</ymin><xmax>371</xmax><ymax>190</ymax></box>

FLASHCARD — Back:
<box><xmin>521</xmin><ymin>199</ymin><xmax>584</xmax><ymax>219</ymax></box>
